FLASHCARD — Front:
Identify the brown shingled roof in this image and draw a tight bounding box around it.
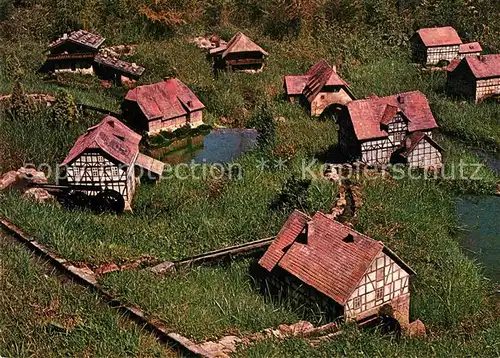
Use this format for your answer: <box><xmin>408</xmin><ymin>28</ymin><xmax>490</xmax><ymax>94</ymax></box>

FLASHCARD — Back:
<box><xmin>416</xmin><ymin>26</ymin><xmax>462</xmax><ymax>47</ymax></box>
<box><xmin>49</xmin><ymin>30</ymin><xmax>105</xmax><ymax>51</ymax></box>
<box><xmin>284</xmin><ymin>60</ymin><xmax>352</xmax><ymax>102</ymax></box>
<box><xmin>221</xmin><ymin>32</ymin><xmax>268</xmax><ymax>58</ymax></box>
<box><xmin>61</xmin><ymin>116</ymin><xmax>141</xmax><ymax>167</ymax></box>
<box><xmin>259</xmin><ymin>211</ymin><xmax>415</xmax><ymax>305</ymax></box>
<box><xmin>259</xmin><ymin>210</ymin><xmax>311</xmax><ymax>272</ymax></box>
<box><xmin>346</xmin><ymin>91</ymin><xmax>438</xmax><ymax>141</ymax></box>
<box><xmin>124</xmin><ymin>79</ymin><xmax>205</xmax><ymax>121</ymax></box>
<box><xmin>94</xmin><ymin>53</ymin><xmax>145</xmax><ymax>77</ymax></box>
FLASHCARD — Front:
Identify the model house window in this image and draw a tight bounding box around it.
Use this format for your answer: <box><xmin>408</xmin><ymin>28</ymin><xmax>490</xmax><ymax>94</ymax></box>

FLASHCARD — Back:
<box><xmin>376</xmin><ymin>268</ymin><xmax>384</xmax><ymax>282</ymax></box>
<box><xmin>111</xmin><ymin>167</ymin><xmax>119</xmax><ymax>177</ymax></box>
<box><xmin>91</xmin><ymin>167</ymin><xmax>99</xmax><ymax>177</ymax></box>
<box><xmin>353</xmin><ymin>297</ymin><xmax>361</xmax><ymax>309</ymax></box>
<box><xmin>376</xmin><ymin>287</ymin><xmax>384</xmax><ymax>301</ymax></box>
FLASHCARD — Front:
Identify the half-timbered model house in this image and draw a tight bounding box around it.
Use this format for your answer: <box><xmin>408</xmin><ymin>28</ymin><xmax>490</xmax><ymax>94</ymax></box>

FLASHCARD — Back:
<box><xmin>338</xmin><ymin>91</ymin><xmax>441</xmax><ymax>168</ymax></box>
<box><xmin>40</xmin><ymin>30</ymin><xmax>145</xmax><ymax>85</ymax></box>
<box><xmin>283</xmin><ymin>60</ymin><xmax>355</xmax><ymax>117</ymax></box>
<box><xmin>208</xmin><ymin>32</ymin><xmax>268</xmax><ymax>72</ymax></box>
<box><xmin>411</xmin><ymin>26</ymin><xmax>481</xmax><ymax>66</ymax></box>
<box><xmin>122</xmin><ymin>78</ymin><xmax>205</xmax><ymax>135</ymax></box>
<box><xmin>60</xmin><ymin>116</ymin><xmax>164</xmax><ymax>211</ymax></box>
<box><xmin>446</xmin><ymin>54</ymin><xmax>500</xmax><ymax>103</ymax></box>
<box><xmin>392</xmin><ymin>132</ymin><xmax>443</xmax><ymax>169</ymax></box>
<box><xmin>258</xmin><ymin>210</ymin><xmax>416</xmax><ymax>323</ymax></box>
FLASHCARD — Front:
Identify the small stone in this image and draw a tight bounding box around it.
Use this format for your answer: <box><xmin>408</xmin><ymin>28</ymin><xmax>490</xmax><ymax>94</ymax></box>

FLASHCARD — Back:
<box><xmin>22</xmin><ymin>188</ymin><xmax>54</xmax><ymax>203</ymax></box>
<box><xmin>121</xmin><ymin>75</ymin><xmax>136</xmax><ymax>89</ymax></box>
<box><xmin>149</xmin><ymin>261</ymin><xmax>176</xmax><ymax>275</ymax></box>
<box><xmin>405</xmin><ymin>319</ymin><xmax>426</xmax><ymax>339</ymax></box>
<box><xmin>0</xmin><ymin>171</ymin><xmax>18</xmax><ymax>190</ymax></box>
<box><xmin>218</xmin><ymin>335</ymin><xmax>241</xmax><ymax>352</ymax></box>
<box><xmin>94</xmin><ymin>263</ymin><xmax>120</xmax><ymax>275</ymax></box>
<box><xmin>198</xmin><ymin>341</ymin><xmax>226</xmax><ymax>354</ymax></box>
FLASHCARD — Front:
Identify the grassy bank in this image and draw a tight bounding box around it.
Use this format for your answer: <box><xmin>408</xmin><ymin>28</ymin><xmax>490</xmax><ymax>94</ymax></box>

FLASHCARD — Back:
<box><xmin>0</xmin><ymin>0</ymin><xmax>499</xmax><ymax>354</ymax></box>
<box><xmin>0</xmin><ymin>233</ymin><xmax>175</xmax><ymax>357</ymax></box>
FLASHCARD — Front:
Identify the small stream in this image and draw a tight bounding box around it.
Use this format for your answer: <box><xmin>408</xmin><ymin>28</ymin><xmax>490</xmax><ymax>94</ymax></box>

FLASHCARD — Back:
<box><xmin>455</xmin><ymin>149</ymin><xmax>500</xmax><ymax>283</ymax></box>
<box><xmin>150</xmin><ymin>128</ymin><xmax>259</xmax><ymax>165</ymax></box>
<box><xmin>456</xmin><ymin>196</ymin><xmax>500</xmax><ymax>282</ymax></box>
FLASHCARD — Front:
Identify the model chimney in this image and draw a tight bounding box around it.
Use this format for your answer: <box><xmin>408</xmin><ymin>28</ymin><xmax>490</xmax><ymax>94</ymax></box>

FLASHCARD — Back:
<box><xmin>397</xmin><ymin>95</ymin><xmax>405</xmax><ymax>104</ymax></box>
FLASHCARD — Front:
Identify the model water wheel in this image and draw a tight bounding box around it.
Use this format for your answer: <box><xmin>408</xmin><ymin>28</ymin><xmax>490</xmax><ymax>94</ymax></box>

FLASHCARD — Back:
<box><xmin>93</xmin><ymin>189</ymin><xmax>125</xmax><ymax>213</ymax></box>
<box><xmin>61</xmin><ymin>190</ymin><xmax>92</xmax><ymax>210</ymax></box>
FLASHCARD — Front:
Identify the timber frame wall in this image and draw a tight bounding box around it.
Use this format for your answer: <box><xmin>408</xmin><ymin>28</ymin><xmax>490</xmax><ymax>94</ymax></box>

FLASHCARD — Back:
<box><xmin>344</xmin><ymin>251</ymin><xmax>410</xmax><ymax>322</ymax></box>
<box><xmin>65</xmin><ymin>150</ymin><xmax>136</xmax><ymax>202</ymax></box>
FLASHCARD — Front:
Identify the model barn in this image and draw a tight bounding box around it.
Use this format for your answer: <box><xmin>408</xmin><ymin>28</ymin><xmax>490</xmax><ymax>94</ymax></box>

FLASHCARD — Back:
<box><xmin>283</xmin><ymin>60</ymin><xmax>355</xmax><ymax>116</ymax></box>
<box><xmin>123</xmin><ymin>78</ymin><xmax>205</xmax><ymax>135</ymax></box>
<box><xmin>208</xmin><ymin>32</ymin><xmax>268</xmax><ymax>72</ymax></box>
<box><xmin>40</xmin><ymin>30</ymin><xmax>145</xmax><ymax>85</ymax></box>
<box><xmin>411</xmin><ymin>26</ymin><xmax>481</xmax><ymax>65</ymax></box>
<box><xmin>338</xmin><ymin>91</ymin><xmax>442</xmax><ymax>169</ymax></box>
<box><xmin>42</xmin><ymin>30</ymin><xmax>104</xmax><ymax>75</ymax></box>
<box><xmin>60</xmin><ymin>116</ymin><xmax>164</xmax><ymax>210</ymax></box>
<box><xmin>258</xmin><ymin>210</ymin><xmax>416</xmax><ymax>323</ymax></box>
<box><xmin>446</xmin><ymin>54</ymin><xmax>500</xmax><ymax>103</ymax></box>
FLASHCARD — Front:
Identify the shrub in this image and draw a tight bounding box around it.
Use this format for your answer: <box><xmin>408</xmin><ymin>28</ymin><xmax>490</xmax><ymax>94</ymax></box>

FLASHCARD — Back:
<box><xmin>7</xmin><ymin>77</ymin><xmax>33</xmax><ymax>120</ymax></box>
<box><xmin>50</xmin><ymin>89</ymin><xmax>80</xmax><ymax>127</ymax></box>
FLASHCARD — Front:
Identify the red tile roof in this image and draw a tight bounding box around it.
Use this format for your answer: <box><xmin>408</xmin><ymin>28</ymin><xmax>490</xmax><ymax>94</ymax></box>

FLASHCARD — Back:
<box><xmin>398</xmin><ymin>131</ymin><xmax>443</xmax><ymax>158</ymax></box>
<box><xmin>346</xmin><ymin>91</ymin><xmax>439</xmax><ymax>141</ymax></box>
<box><xmin>259</xmin><ymin>210</ymin><xmax>311</xmax><ymax>271</ymax></box>
<box><xmin>284</xmin><ymin>61</ymin><xmax>351</xmax><ymax>102</ymax></box>
<box><xmin>62</xmin><ymin>116</ymin><xmax>141</xmax><ymax>166</ymax></box>
<box><xmin>464</xmin><ymin>54</ymin><xmax>500</xmax><ymax>79</ymax></box>
<box><xmin>49</xmin><ymin>30</ymin><xmax>105</xmax><ymax>51</ymax></box>
<box><xmin>221</xmin><ymin>32</ymin><xmax>268</xmax><ymax>58</ymax></box>
<box><xmin>283</xmin><ymin>75</ymin><xmax>309</xmax><ymax>96</ymax></box>
<box><xmin>416</xmin><ymin>26</ymin><xmax>462</xmax><ymax>47</ymax></box>
<box><xmin>446</xmin><ymin>58</ymin><xmax>462</xmax><ymax>72</ymax></box>
<box><xmin>259</xmin><ymin>211</ymin><xmax>415</xmax><ymax>305</ymax></box>
<box><xmin>459</xmin><ymin>42</ymin><xmax>482</xmax><ymax>54</ymax></box>
<box><xmin>94</xmin><ymin>54</ymin><xmax>145</xmax><ymax>77</ymax></box>
<box><xmin>125</xmin><ymin>79</ymin><xmax>205</xmax><ymax>121</ymax></box>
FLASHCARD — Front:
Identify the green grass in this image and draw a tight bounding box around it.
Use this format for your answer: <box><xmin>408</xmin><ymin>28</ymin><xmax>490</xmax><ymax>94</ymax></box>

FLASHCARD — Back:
<box><xmin>0</xmin><ymin>233</ymin><xmax>176</xmax><ymax>357</ymax></box>
<box><xmin>101</xmin><ymin>260</ymin><xmax>303</xmax><ymax>341</ymax></box>
<box><xmin>234</xmin><ymin>323</ymin><xmax>500</xmax><ymax>357</ymax></box>
<box><xmin>0</xmin><ymin>3</ymin><xmax>499</xmax><ymax>354</ymax></box>
<box><xmin>0</xmin><ymin>113</ymin><xmax>338</xmax><ymax>264</ymax></box>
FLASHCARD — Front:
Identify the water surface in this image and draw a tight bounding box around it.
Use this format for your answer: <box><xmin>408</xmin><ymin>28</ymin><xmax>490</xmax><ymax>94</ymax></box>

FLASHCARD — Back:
<box><xmin>455</xmin><ymin>195</ymin><xmax>500</xmax><ymax>282</ymax></box>
<box><xmin>150</xmin><ymin>128</ymin><xmax>259</xmax><ymax>165</ymax></box>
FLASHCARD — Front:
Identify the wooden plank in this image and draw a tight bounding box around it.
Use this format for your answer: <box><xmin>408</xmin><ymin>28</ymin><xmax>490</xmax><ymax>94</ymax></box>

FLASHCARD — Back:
<box><xmin>175</xmin><ymin>237</ymin><xmax>275</xmax><ymax>268</ymax></box>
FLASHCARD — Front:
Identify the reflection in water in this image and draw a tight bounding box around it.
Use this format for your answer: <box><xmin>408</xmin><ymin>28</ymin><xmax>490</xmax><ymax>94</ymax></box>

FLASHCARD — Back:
<box><xmin>456</xmin><ymin>196</ymin><xmax>500</xmax><ymax>282</ymax></box>
<box><xmin>150</xmin><ymin>128</ymin><xmax>259</xmax><ymax>165</ymax></box>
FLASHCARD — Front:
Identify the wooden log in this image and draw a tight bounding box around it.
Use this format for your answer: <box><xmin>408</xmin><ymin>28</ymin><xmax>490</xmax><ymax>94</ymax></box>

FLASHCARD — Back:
<box><xmin>174</xmin><ymin>237</ymin><xmax>275</xmax><ymax>268</ymax></box>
